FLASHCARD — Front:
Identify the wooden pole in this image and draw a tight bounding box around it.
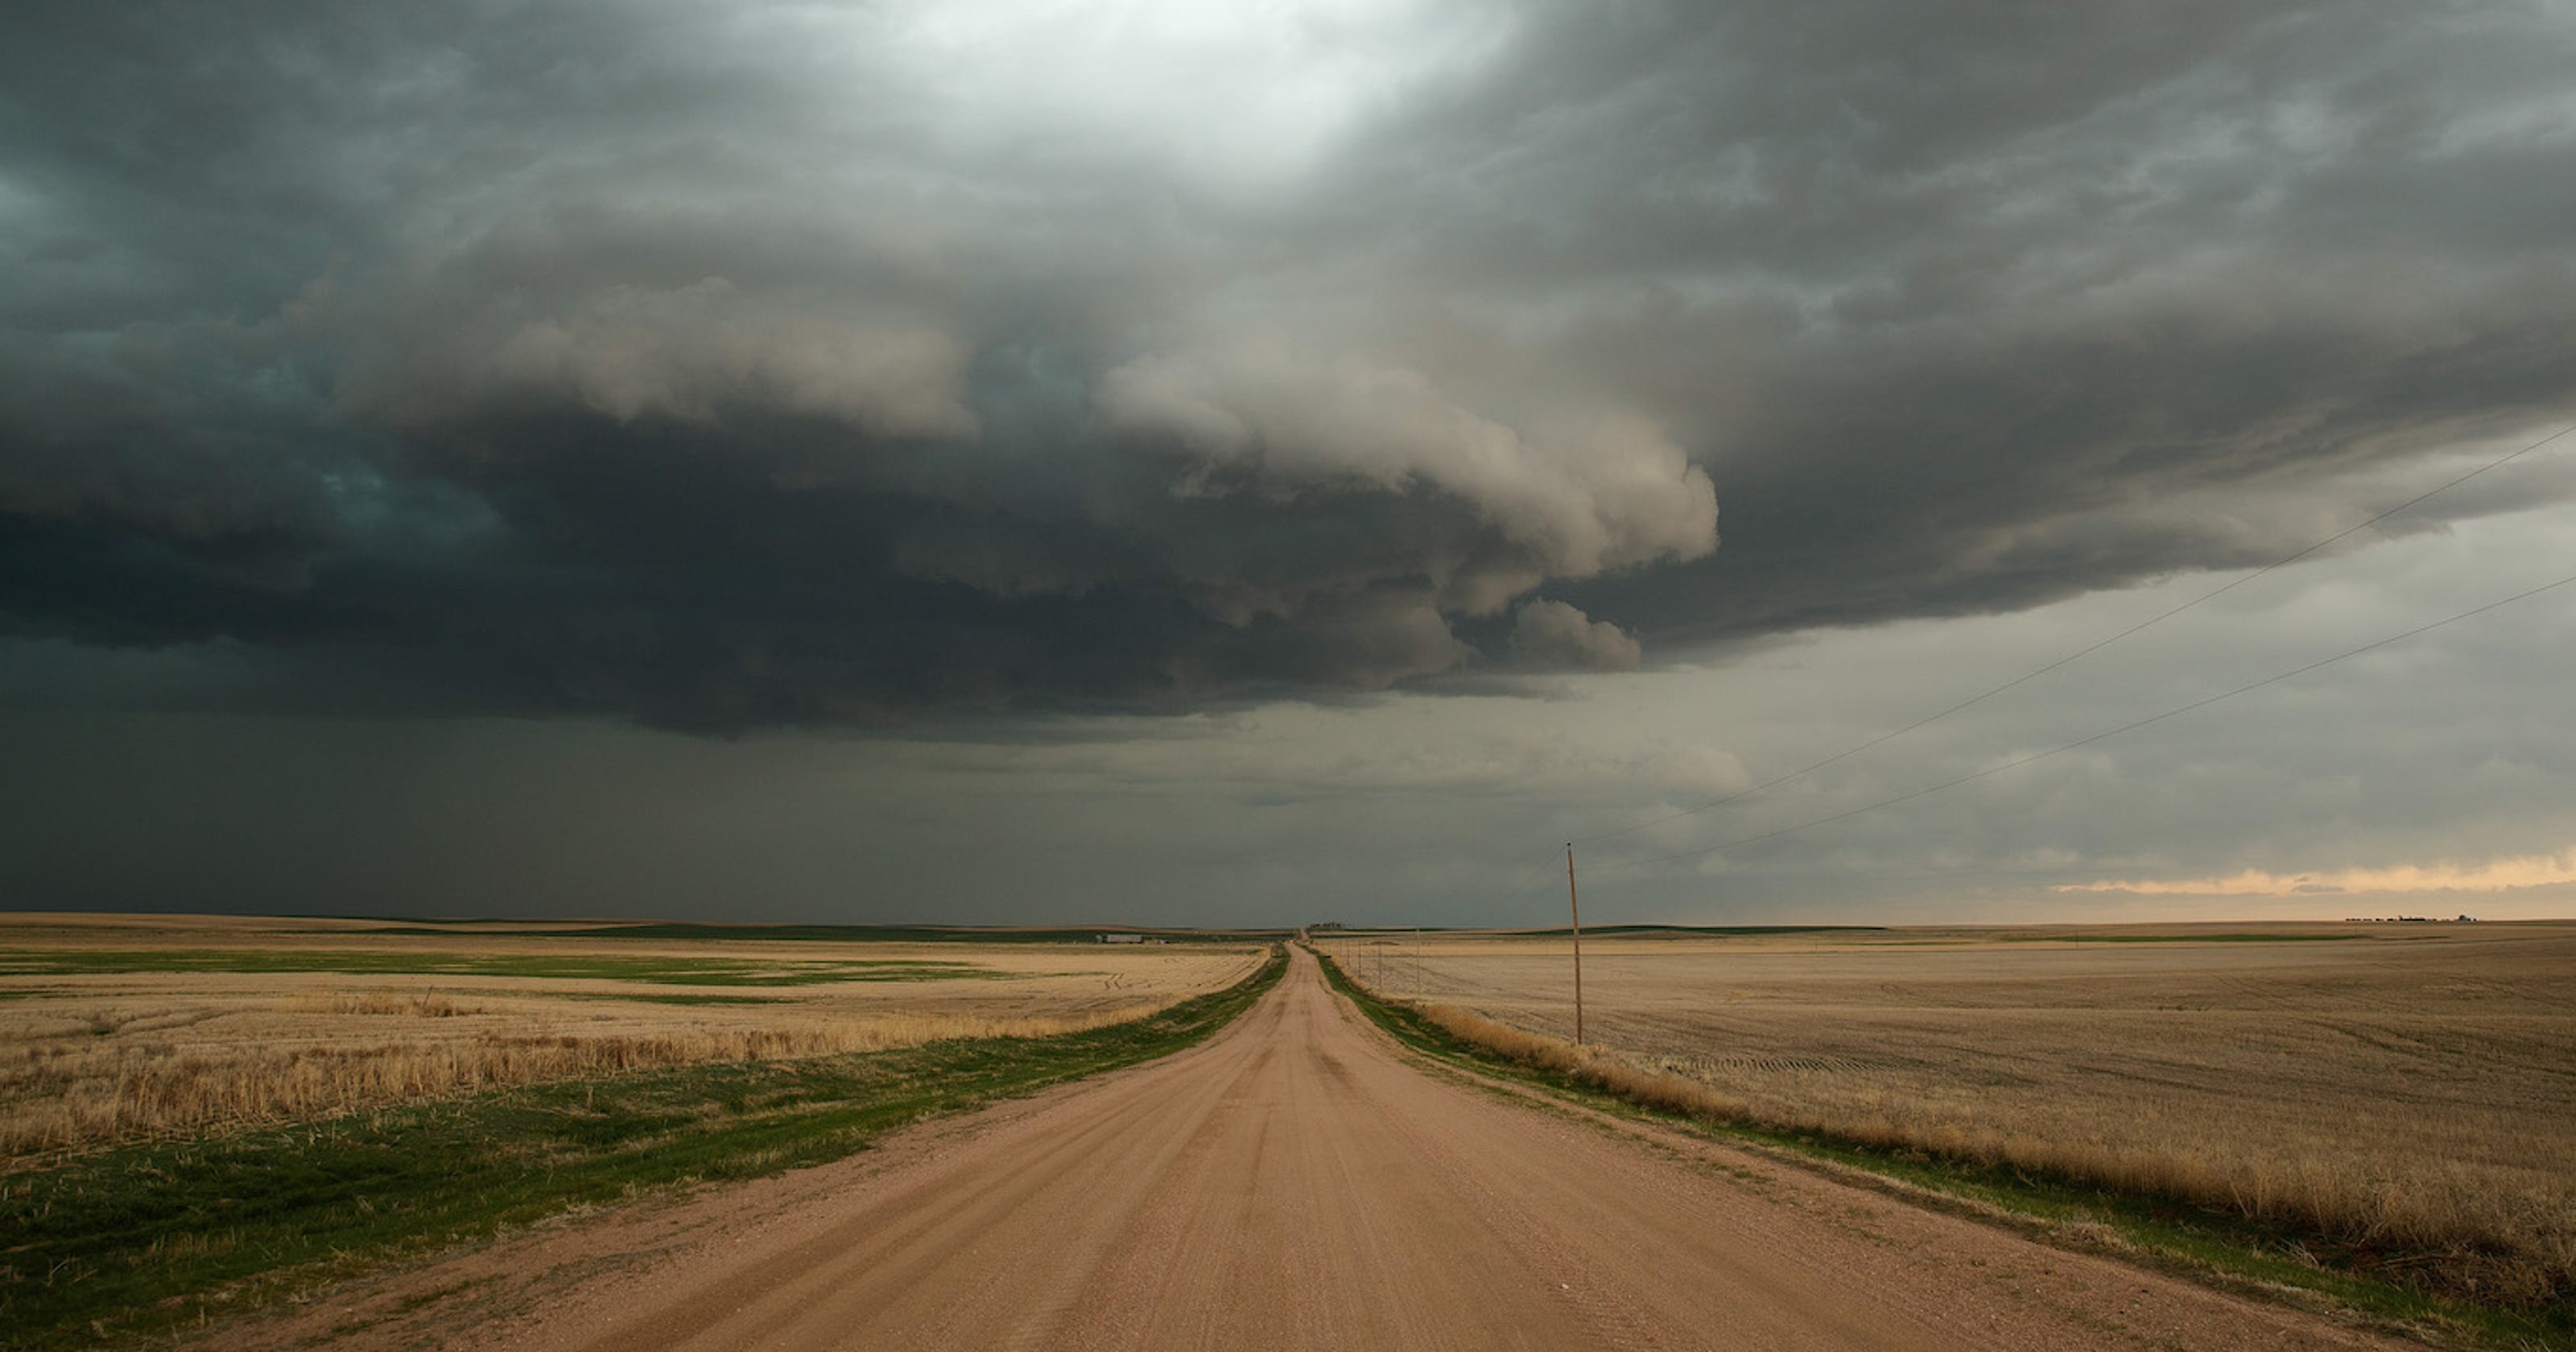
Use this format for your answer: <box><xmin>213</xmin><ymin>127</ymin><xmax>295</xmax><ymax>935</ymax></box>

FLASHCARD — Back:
<box><xmin>1565</xmin><ymin>842</ymin><xmax>1584</xmax><ymax>1045</ymax></box>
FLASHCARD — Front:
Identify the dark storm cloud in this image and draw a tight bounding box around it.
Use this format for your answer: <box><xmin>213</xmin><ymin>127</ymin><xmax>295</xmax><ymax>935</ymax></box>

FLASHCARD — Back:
<box><xmin>2</xmin><ymin>0</ymin><xmax>2571</xmax><ymax>728</ymax></box>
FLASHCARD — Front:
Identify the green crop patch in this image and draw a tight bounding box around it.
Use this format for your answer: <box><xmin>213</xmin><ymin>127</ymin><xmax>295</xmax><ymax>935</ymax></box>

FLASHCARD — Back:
<box><xmin>0</xmin><ymin>949</ymin><xmax>1009</xmax><ymax>987</ymax></box>
<box><xmin>0</xmin><ymin>947</ymin><xmax>1284</xmax><ymax>1351</ymax></box>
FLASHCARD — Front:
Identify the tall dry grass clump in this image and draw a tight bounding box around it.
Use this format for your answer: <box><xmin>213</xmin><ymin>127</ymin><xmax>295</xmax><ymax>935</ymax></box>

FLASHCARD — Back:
<box><xmin>1410</xmin><ymin>1003</ymin><xmax>1754</xmax><ymax>1123</ymax></box>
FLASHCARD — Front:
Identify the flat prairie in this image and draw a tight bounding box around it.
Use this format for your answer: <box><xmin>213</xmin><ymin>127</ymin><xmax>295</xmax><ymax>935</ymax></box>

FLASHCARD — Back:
<box><xmin>1335</xmin><ymin>920</ymin><xmax>2576</xmax><ymax>1305</ymax></box>
<box><xmin>0</xmin><ymin>913</ymin><xmax>1263</xmax><ymax>1160</ymax></box>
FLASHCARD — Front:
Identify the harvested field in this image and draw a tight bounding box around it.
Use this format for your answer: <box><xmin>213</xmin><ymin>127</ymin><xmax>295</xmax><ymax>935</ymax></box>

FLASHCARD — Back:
<box><xmin>0</xmin><ymin>913</ymin><xmax>1264</xmax><ymax>1160</ymax></box>
<box><xmin>1330</xmin><ymin>921</ymin><xmax>2576</xmax><ymax>1307</ymax></box>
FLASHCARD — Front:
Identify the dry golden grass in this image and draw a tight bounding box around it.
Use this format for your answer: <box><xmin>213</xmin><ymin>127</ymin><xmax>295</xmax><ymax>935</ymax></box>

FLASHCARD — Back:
<box><xmin>1337</xmin><ymin>921</ymin><xmax>2576</xmax><ymax>1305</ymax></box>
<box><xmin>0</xmin><ymin>915</ymin><xmax>1261</xmax><ymax>1161</ymax></box>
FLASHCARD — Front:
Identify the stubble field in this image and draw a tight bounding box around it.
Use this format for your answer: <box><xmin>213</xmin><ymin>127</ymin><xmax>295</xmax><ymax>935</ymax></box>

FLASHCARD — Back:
<box><xmin>1333</xmin><ymin>921</ymin><xmax>2576</xmax><ymax>1306</ymax></box>
<box><xmin>0</xmin><ymin>913</ymin><xmax>1265</xmax><ymax>1160</ymax></box>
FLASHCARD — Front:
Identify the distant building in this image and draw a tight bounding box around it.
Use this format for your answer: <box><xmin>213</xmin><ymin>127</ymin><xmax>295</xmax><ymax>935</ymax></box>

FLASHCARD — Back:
<box><xmin>1097</xmin><ymin>933</ymin><xmax>1145</xmax><ymax>944</ymax></box>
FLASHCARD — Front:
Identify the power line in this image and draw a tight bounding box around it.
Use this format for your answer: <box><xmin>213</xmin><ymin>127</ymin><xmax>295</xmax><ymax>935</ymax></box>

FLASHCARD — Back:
<box><xmin>1571</xmin><ymin>421</ymin><xmax>2576</xmax><ymax>848</ymax></box>
<box><xmin>1589</xmin><ymin>566</ymin><xmax>2576</xmax><ymax>875</ymax></box>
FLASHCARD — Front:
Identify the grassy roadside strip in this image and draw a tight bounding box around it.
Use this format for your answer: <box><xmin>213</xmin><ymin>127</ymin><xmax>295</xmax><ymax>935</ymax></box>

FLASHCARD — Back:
<box><xmin>1307</xmin><ymin>946</ymin><xmax>2570</xmax><ymax>1352</ymax></box>
<box><xmin>0</xmin><ymin>946</ymin><xmax>1285</xmax><ymax>1352</ymax></box>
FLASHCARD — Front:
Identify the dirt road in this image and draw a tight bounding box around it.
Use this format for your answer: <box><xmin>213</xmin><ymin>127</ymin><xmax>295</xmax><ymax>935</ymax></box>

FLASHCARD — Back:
<box><xmin>283</xmin><ymin>947</ymin><xmax>2402</xmax><ymax>1351</ymax></box>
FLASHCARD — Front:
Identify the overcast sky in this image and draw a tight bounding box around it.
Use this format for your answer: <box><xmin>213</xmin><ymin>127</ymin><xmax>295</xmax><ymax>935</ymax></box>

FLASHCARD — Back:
<box><xmin>3</xmin><ymin>0</ymin><xmax>2572</xmax><ymax>925</ymax></box>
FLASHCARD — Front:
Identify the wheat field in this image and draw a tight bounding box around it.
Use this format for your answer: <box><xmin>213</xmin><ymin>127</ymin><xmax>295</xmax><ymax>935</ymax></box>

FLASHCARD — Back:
<box><xmin>0</xmin><ymin>913</ymin><xmax>1263</xmax><ymax>1161</ymax></box>
<box><xmin>1333</xmin><ymin>921</ymin><xmax>2576</xmax><ymax>1305</ymax></box>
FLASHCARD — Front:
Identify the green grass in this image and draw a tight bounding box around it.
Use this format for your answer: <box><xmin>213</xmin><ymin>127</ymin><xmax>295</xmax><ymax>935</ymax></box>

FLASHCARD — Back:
<box><xmin>0</xmin><ymin>947</ymin><xmax>1285</xmax><ymax>1351</ymax></box>
<box><xmin>1310</xmin><ymin>946</ymin><xmax>2571</xmax><ymax>1352</ymax></box>
<box><xmin>0</xmin><ymin>950</ymin><xmax>1008</xmax><ymax>987</ymax></box>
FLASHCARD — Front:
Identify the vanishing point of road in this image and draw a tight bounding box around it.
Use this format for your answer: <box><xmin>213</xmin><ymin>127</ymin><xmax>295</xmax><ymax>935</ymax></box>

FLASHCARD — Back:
<box><xmin>267</xmin><ymin>948</ymin><xmax>2403</xmax><ymax>1351</ymax></box>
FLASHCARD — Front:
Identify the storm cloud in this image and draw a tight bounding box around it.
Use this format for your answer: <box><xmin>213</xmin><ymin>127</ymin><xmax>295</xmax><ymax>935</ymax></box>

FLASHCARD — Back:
<box><xmin>3</xmin><ymin>0</ymin><xmax>2574</xmax><ymax>730</ymax></box>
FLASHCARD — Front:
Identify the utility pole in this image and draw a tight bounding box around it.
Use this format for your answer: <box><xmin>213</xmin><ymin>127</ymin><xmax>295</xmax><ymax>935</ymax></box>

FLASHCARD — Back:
<box><xmin>1565</xmin><ymin>842</ymin><xmax>1584</xmax><ymax>1045</ymax></box>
